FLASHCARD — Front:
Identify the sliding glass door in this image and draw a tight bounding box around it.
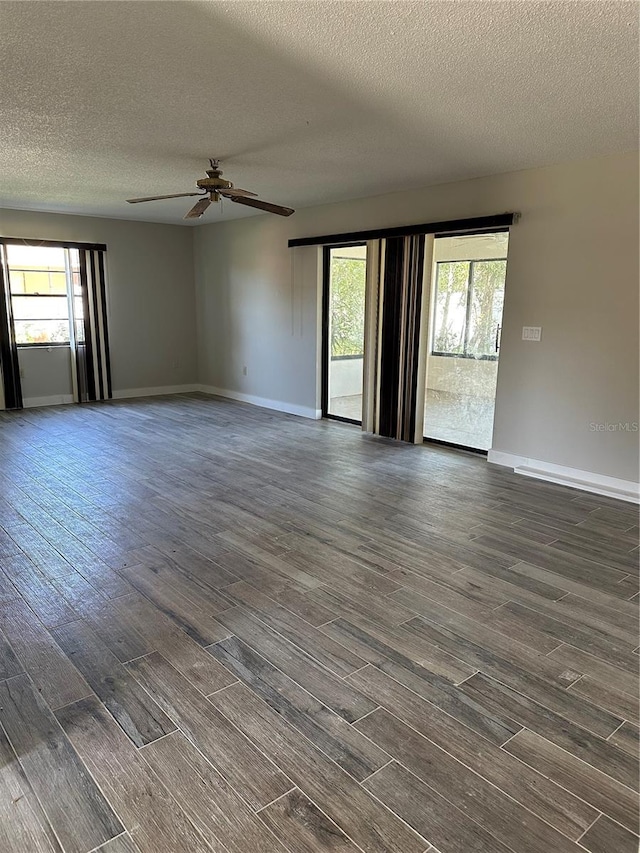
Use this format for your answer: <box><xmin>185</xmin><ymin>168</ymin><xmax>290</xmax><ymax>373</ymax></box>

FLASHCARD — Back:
<box><xmin>323</xmin><ymin>244</ymin><xmax>367</xmax><ymax>423</ymax></box>
<box><xmin>424</xmin><ymin>232</ymin><xmax>508</xmax><ymax>451</ymax></box>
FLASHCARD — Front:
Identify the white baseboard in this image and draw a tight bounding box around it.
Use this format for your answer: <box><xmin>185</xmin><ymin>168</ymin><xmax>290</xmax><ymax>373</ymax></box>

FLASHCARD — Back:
<box><xmin>488</xmin><ymin>450</ymin><xmax>639</xmax><ymax>504</ymax></box>
<box><xmin>22</xmin><ymin>384</ymin><xmax>322</xmax><ymax>423</ymax></box>
<box><xmin>198</xmin><ymin>385</ymin><xmax>321</xmax><ymax>420</ymax></box>
<box><xmin>23</xmin><ymin>394</ymin><xmax>74</xmax><ymax>408</ymax></box>
<box><xmin>112</xmin><ymin>383</ymin><xmax>200</xmax><ymax>400</ymax></box>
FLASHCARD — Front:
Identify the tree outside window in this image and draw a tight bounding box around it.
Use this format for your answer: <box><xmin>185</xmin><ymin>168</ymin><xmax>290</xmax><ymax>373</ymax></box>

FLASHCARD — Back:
<box><xmin>329</xmin><ymin>257</ymin><xmax>366</xmax><ymax>358</ymax></box>
<box><xmin>432</xmin><ymin>259</ymin><xmax>506</xmax><ymax>359</ymax></box>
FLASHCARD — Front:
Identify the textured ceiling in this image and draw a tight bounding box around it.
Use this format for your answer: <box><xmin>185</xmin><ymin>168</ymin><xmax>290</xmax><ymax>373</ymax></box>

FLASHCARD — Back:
<box><xmin>1</xmin><ymin>1</ymin><xmax>637</xmax><ymax>225</ymax></box>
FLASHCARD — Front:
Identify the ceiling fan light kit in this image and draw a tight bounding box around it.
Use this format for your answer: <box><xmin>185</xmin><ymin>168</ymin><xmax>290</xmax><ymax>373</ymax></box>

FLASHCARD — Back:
<box><xmin>126</xmin><ymin>159</ymin><xmax>295</xmax><ymax>219</ymax></box>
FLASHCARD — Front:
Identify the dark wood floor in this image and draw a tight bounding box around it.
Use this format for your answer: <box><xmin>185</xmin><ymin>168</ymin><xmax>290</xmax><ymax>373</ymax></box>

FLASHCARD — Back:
<box><xmin>0</xmin><ymin>394</ymin><xmax>637</xmax><ymax>853</ymax></box>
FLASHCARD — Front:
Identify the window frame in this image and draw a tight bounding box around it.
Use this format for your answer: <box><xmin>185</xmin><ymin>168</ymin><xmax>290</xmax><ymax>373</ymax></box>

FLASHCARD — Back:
<box><xmin>430</xmin><ymin>256</ymin><xmax>507</xmax><ymax>362</ymax></box>
<box><xmin>6</xmin><ymin>248</ymin><xmax>78</xmax><ymax>348</ymax></box>
<box><xmin>321</xmin><ymin>242</ymin><xmax>367</xmax><ymax>424</ymax></box>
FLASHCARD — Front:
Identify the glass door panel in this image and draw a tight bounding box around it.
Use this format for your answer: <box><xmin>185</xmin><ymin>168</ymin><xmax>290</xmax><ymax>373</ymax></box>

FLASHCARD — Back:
<box><xmin>325</xmin><ymin>244</ymin><xmax>367</xmax><ymax>422</ymax></box>
<box><xmin>424</xmin><ymin>233</ymin><xmax>508</xmax><ymax>451</ymax></box>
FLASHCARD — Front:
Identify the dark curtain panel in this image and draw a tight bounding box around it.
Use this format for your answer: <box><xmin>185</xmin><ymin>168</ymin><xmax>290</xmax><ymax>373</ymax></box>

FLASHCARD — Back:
<box><xmin>377</xmin><ymin>234</ymin><xmax>426</xmax><ymax>442</ymax></box>
<box><xmin>0</xmin><ymin>244</ymin><xmax>23</xmax><ymax>410</ymax></box>
<box><xmin>74</xmin><ymin>248</ymin><xmax>112</xmax><ymax>402</ymax></box>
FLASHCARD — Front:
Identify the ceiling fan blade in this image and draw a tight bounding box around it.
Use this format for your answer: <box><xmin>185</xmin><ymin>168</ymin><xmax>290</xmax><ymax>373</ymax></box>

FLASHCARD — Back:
<box><xmin>228</xmin><ymin>195</ymin><xmax>295</xmax><ymax>217</ymax></box>
<box><xmin>184</xmin><ymin>197</ymin><xmax>212</xmax><ymax>219</ymax></box>
<box><xmin>218</xmin><ymin>187</ymin><xmax>257</xmax><ymax>198</ymax></box>
<box><xmin>127</xmin><ymin>192</ymin><xmax>204</xmax><ymax>204</ymax></box>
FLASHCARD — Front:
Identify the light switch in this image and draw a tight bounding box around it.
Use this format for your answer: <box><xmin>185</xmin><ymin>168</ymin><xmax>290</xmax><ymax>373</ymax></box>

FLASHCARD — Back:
<box><xmin>522</xmin><ymin>326</ymin><xmax>542</xmax><ymax>341</ymax></box>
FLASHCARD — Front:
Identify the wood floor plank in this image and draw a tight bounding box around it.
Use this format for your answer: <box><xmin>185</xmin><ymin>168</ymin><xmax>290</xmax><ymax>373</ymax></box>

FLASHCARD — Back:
<box><xmin>504</xmin><ymin>726</ymin><xmax>639</xmax><ymax>835</ymax></box>
<box><xmin>504</xmin><ymin>560</ymin><xmax>638</xmax><ymax>611</ymax></box>
<box><xmin>309</xmin><ymin>583</ymin><xmax>416</xmax><ymax>628</ymax></box>
<box><xmin>0</xmin><ymin>725</ymin><xmax>63</xmax><ymax>853</ymax></box>
<box><xmin>608</xmin><ymin>721</ymin><xmax>640</xmax><ymax>757</ymax></box>
<box><xmin>5</xmin><ymin>522</ymin><xmax>80</xmax><ymax>580</ymax></box>
<box><xmin>547</xmin><ymin>644</ymin><xmax>639</xmax><ymax>697</ymax></box>
<box><xmin>50</xmin><ymin>572</ymin><xmax>152</xmax><ymax>663</ymax></box>
<box><xmin>357</xmin><ymin>708</ymin><xmax>581</xmax><ymax>853</ymax></box>
<box><xmin>385</xmin><ymin>566</ymin><xmax>498</xmax><ymax>618</ymax></box>
<box><xmin>0</xmin><ymin>527</ymin><xmax>22</xmax><ymax>560</ymax></box>
<box><xmin>220</xmin><ymin>580</ymin><xmax>366</xmax><ymax>676</ymax></box>
<box><xmin>461</xmin><ymin>672</ymin><xmax>638</xmax><ymax>789</ymax></box>
<box><xmin>51</xmin><ymin>620</ymin><xmax>176</xmax><ymax>747</ymax></box>
<box><xmin>485</xmin><ymin>600</ymin><xmax>637</xmax><ymax>668</ymax></box>
<box><xmin>579</xmin><ymin>815</ymin><xmax>639</xmax><ymax>853</ymax></box>
<box><xmin>258</xmin><ymin>788</ymin><xmax>358</xmax><ymax>852</ymax></box>
<box><xmin>93</xmin><ymin>834</ymin><xmax>141</xmax><ymax>853</ymax></box>
<box><xmin>9</xmin><ymin>506</ymin><xmax>134</xmax><ymax>599</ymax></box>
<box><xmin>2</xmin><ymin>555</ymin><xmax>79</xmax><ymax>628</ymax></box>
<box><xmin>401</xmin><ymin>616</ymin><xmax>622</xmax><ymax>736</ymax></box>
<box><xmin>0</xmin><ymin>600</ymin><xmax>91</xmax><ymax>709</ymax></box>
<box><xmin>280</xmin><ymin>538</ymin><xmax>403</xmax><ymax>596</ymax></box>
<box><xmin>131</xmin><ymin>543</ymin><xmax>238</xmax><ymax>589</ymax></box>
<box><xmin>56</xmin><ymin>696</ymin><xmax>213</xmax><ymax>853</ymax></box>
<box><xmin>214</xmin><ymin>532</ymin><xmax>322</xmax><ymax>591</ymax></box>
<box><xmin>398</xmin><ymin>603</ymin><xmax>582</xmax><ymax>687</ymax></box>
<box><xmin>0</xmin><ymin>631</ymin><xmax>24</xmax><ymax>680</ymax></box>
<box><xmin>215</xmin><ymin>606</ymin><xmax>376</xmax><ymax>723</ymax></box>
<box><xmin>269</xmin><ymin>586</ymin><xmax>338</xmax><ymax>627</ymax></box>
<box><xmin>569</xmin><ymin>676</ymin><xmax>639</xmax><ymax>726</ymax></box>
<box><xmin>392</xmin><ymin>586</ymin><xmax>560</xmax><ymax>653</ymax></box>
<box><xmin>321</xmin><ymin>614</ymin><xmax>476</xmax><ymax>685</ymax></box>
<box><xmin>467</xmin><ymin>525</ymin><xmax>631</xmax><ymax>591</ymax></box>
<box><xmin>211</xmin><ymin>547</ymin><xmax>315</xmax><ymax>598</ymax></box>
<box><xmin>425</xmin><ymin>595</ymin><xmax>583</xmax><ymax>677</ymax></box>
<box><xmin>113</xmin><ymin>592</ymin><xmax>236</xmax><ymax>694</ymax></box>
<box><xmin>0</xmin><ymin>675</ymin><xmax>123</xmax><ymax>853</ymax></box>
<box><xmin>141</xmin><ymin>731</ymin><xmax>289</xmax><ymax>853</ymax></box>
<box><xmin>125</xmin><ymin>555</ymin><xmax>232</xmax><ymax>614</ymax></box>
<box><xmin>347</xmin><ymin>665</ymin><xmax>597</xmax><ymax>840</ymax></box>
<box><xmin>549</xmin><ymin>591</ymin><xmax>639</xmax><ymax>643</ymax></box>
<box><xmin>453</xmin><ymin>563</ymin><xmax>568</xmax><ymax>606</ymax></box>
<box><xmin>364</xmin><ymin>761</ymin><xmax>514</xmax><ymax>853</ymax></box>
<box><xmin>210</xmin><ymin>681</ymin><xmax>429</xmax><ymax>853</ymax></box>
<box><xmin>126</xmin><ymin>651</ymin><xmax>292</xmax><ymax>809</ymax></box>
<box><xmin>209</xmin><ymin>634</ymin><xmax>389</xmax><ymax>780</ymax></box>
<box><xmin>0</xmin><ymin>567</ymin><xmax>20</xmax><ymax>606</ymax></box>
<box><xmin>120</xmin><ymin>564</ymin><xmax>231</xmax><ymax>646</ymax></box>
<box><xmin>333</xmin><ymin>621</ymin><xmax>519</xmax><ymax>745</ymax></box>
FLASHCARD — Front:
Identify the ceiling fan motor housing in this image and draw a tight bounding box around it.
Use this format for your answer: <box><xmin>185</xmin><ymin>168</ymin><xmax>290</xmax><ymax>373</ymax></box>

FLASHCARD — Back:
<box><xmin>197</xmin><ymin>165</ymin><xmax>232</xmax><ymax>195</ymax></box>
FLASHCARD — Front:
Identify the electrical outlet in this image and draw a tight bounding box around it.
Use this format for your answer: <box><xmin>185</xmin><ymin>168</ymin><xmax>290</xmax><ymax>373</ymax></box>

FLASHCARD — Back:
<box><xmin>522</xmin><ymin>326</ymin><xmax>542</xmax><ymax>341</ymax></box>
<box><xmin>242</xmin><ymin>365</ymin><xmax>247</xmax><ymax>376</ymax></box>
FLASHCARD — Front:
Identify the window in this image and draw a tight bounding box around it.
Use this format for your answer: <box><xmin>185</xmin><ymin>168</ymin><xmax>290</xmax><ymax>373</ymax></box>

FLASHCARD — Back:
<box><xmin>324</xmin><ymin>244</ymin><xmax>367</xmax><ymax>422</ymax></box>
<box><xmin>431</xmin><ymin>258</ymin><xmax>506</xmax><ymax>360</ymax></box>
<box><xmin>6</xmin><ymin>245</ymin><xmax>81</xmax><ymax>346</ymax></box>
<box><xmin>329</xmin><ymin>251</ymin><xmax>366</xmax><ymax>358</ymax></box>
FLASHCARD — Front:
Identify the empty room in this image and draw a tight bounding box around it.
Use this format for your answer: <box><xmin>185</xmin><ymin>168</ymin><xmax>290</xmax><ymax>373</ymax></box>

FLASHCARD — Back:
<box><xmin>0</xmin><ymin>2</ymin><xmax>638</xmax><ymax>853</ymax></box>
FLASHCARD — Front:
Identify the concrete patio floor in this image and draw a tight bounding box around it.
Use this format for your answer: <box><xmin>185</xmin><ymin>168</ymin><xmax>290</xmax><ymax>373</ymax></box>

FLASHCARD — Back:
<box><xmin>329</xmin><ymin>389</ymin><xmax>495</xmax><ymax>450</ymax></box>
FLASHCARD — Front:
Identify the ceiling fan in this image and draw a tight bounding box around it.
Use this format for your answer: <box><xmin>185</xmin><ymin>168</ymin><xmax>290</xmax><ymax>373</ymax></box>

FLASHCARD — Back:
<box><xmin>126</xmin><ymin>159</ymin><xmax>295</xmax><ymax>219</ymax></box>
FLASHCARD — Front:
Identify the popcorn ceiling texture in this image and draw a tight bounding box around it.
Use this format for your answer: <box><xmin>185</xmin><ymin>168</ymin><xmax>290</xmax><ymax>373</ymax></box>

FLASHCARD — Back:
<box><xmin>0</xmin><ymin>0</ymin><xmax>637</xmax><ymax>225</ymax></box>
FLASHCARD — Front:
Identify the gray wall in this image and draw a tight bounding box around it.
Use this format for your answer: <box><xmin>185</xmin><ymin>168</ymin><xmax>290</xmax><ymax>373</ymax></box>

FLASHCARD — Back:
<box><xmin>194</xmin><ymin>151</ymin><xmax>639</xmax><ymax>483</ymax></box>
<box><xmin>1</xmin><ymin>153</ymin><xmax>637</xmax><ymax>484</ymax></box>
<box><xmin>0</xmin><ymin>208</ymin><xmax>197</xmax><ymax>394</ymax></box>
<box><xmin>18</xmin><ymin>346</ymin><xmax>73</xmax><ymax>403</ymax></box>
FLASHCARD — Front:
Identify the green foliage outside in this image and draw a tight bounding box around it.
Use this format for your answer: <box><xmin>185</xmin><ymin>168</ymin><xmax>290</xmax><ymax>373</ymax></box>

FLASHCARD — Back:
<box><xmin>468</xmin><ymin>260</ymin><xmax>506</xmax><ymax>356</ymax></box>
<box><xmin>433</xmin><ymin>261</ymin><xmax>469</xmax><ymax>353</ymax></box>
<box><xmin>330</xmin><ymin>258</ymin><xmax>366</xmax><ymax>357</ymax></box>
<box><xmin>434</xmin><ymin>259</ymin><xmax>506</xmax><ymax>357</ymax></box>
